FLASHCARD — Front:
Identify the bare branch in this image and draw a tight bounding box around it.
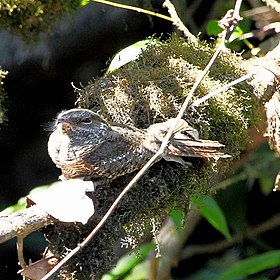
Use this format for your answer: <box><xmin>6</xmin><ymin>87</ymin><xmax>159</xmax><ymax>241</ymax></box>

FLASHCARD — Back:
<box><xmin>162</xmin><ymin>0</ymin><xmax>197</xmax><ymax>42</ymax></box>
<box><xmin>0</xmin><ymin>206</ymin><xmax>52</xmax><ymax>244</ymax></box>
<box><xmin>17</xmin><ymin>236</ymin><xmax>27</xmax><ymax>269</ymax></box>
<box><xmin>192</xmin><ymin>73</ymin><xmax>253</xmax><ymax>107</ymax></box>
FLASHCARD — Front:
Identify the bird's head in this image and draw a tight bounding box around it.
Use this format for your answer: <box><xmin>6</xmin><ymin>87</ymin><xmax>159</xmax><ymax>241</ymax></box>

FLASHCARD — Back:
<box><xmin>54</xmin><ymin>108</ymin><xmax>109</xmax><ymax>137</ymax></box>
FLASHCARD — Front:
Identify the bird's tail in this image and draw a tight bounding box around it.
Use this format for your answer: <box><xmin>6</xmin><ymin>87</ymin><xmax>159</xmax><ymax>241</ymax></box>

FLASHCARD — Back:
<box><xmin>167</xmin><ymin>137</ymin><xmax>230</xmax><ymax>162</ymax></box>
<box><xmin>146</xmin><ymin>118</ymin><xmax>230</xmax><ymax>164</ymax></box>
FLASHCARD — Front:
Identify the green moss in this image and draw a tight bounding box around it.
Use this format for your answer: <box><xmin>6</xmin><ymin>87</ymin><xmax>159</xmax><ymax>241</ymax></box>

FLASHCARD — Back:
<box><xmin>47</xmin><ymin>34</ymin><xmax>261</xmax><ymax>278</ymax></box>
<box><xmin>78</xmin><ymin>34</ymin><xmax>260</xmax><ymax>154</ymax></box>
<box><xmin>0</xmin><ymin>0</ymin><xmax>83</xmax><ymax>39</ymax></box>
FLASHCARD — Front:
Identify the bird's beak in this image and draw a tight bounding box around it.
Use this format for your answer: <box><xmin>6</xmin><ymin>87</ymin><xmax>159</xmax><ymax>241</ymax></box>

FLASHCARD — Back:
<box><xmin>59</xmin><ymin>122</ymin><xmax>72</xmax><ymax>134</ymax></box>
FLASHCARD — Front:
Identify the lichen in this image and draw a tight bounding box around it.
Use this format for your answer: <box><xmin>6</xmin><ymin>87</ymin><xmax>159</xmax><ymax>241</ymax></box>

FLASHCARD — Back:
<box><xmin>46</xmin><ymin>34</ymin><xmax>261</xmax><ymax>279</ymax></box>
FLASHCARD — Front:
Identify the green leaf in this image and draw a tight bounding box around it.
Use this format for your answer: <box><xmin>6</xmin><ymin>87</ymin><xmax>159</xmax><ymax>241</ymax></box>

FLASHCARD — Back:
<box><xmin>80</xmin><ymin>0</ymin><xmax>89</xmax><ymax>6</ymax></box>
<box><xmin>259</xmin><ymin>175</ymin><xmax>275</xmax><ymax>195</ymax></box>
<box><xmin>123</xmin><ymin>261</ymin><xmax>150</xmax><ymax>280</ymax></box>
<box><xmin>101</xmin><ymin>243</ymin><xmax>155</xmax><ymax>280</ymax></box>
<box><xmin>191</xmin><ymin>195</ymin><xmax>231</xmax><ymax>240</ymax></box>
<box><xmin>107</xmin><ymin>39</ymin><xmax>158</xmax><ymax>73</ymax></box>
<box><xmin>206</xmin><ymin>19</ymin><xmax>223</xmax><ymax>36</ymax></box>
<box><xmin>218</xmin><ymin>250</ymin><xmax>280</xmax><ymax>280</ymax></box>
<box><xmin>228</xmin><ymin>25</ymin><xmax>244</xmax><ymax>43</ymax></box>
<box><xmin>168</xmin><ymin>208</ymin><xmax>184</xmax><ymax>239</ymax></box>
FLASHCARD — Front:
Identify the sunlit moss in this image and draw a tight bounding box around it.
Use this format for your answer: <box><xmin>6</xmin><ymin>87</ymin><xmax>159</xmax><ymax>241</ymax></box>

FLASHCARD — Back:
<box><xmin>79</xmin><ymin>34</ymin><xmax>260</xmax><ymax>156</ymax></box>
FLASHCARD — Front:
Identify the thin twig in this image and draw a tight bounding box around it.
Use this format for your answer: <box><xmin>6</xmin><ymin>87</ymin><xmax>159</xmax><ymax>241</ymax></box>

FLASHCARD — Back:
<box><xmin>92</xmin><ymin>0</ymin><xmax>173</xmax><ymax>22</ymax></box>
<box><xmin>233</xmin><ymin>0</ymin><xmax>243</xmax><ymax>19</ymax></box>
<box><xmin>191</xmin><ymin>72</ymin><xmax>253</xmax><ymax>107</ymax></box>
<box><xmin>218</xmin><ymin>0</ymin><xmax>243</xmax><ymax>40</ymax></box>
<box><xmin>17</xmin><ymin>236</ymin><xmax>27</xmax><ymax>269</ymax></box>
<box><xmin>162</xmin><ymin>0</ymin><xmax>197</xmax><ymax>42</ymax></box>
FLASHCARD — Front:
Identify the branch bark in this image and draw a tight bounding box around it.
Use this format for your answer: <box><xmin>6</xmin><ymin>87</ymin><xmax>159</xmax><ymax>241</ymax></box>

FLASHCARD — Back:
<box><xmin>0</xmin><ymin>206</ymin><xmax>52</xmax><ymax>244</ymax></box>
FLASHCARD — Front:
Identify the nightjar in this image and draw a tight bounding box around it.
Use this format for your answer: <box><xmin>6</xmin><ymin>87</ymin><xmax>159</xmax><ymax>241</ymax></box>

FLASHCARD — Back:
<box><xmin>48</xmin><ymin>108</ymin><xmax>228</xmax><ymax>183</ymax></box>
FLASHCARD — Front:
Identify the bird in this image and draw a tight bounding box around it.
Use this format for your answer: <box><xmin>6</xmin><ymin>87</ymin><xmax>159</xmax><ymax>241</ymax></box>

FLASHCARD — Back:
<box><xmin>47</xmin><ymin>108</ymin><xmax>229</xmax><ymax>184</ymax></box>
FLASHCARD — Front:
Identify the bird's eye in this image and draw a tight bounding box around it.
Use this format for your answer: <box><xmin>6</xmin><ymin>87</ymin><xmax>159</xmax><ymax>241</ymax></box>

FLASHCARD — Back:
<box><xmin>81</xmin><ymin>117</ymin><xmax>92</xmax><ymax>124</ymax></box>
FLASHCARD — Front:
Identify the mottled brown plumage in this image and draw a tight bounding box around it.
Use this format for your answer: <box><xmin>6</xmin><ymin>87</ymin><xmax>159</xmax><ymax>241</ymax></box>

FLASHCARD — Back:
<box><xmin>48</xmin><ymin>108</ymin><xmax>229</xmax><ymax>182</ymax></box>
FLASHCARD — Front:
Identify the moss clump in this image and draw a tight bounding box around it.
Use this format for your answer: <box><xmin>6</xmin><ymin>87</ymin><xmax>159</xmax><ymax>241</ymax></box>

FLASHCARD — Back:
<box><xmin>78</xmin><ymin>34</ymin><xmax>260</xmax><ymax>156</ymax></box>
<box><xmin>0</xmin><ymin>0</ymin><xmax>83</xmax><ymax>39</ymax></box>
<box><xmin>47</xmin><ymin>34</ymin><xmax>261</xmax><ymax>278</ymax></box>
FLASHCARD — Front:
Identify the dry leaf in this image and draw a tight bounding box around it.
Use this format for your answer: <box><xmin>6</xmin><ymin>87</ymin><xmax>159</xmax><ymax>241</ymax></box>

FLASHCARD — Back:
<box><xmin>20</xmin><ymin>255</ymin><xmax>58</xmax><ymax>280</ymax></box>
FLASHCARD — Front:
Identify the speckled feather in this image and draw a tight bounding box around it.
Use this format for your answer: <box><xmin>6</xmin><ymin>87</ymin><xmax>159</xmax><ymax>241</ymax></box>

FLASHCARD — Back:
<box><xmin>48</xmin><ymin>108</ymin><xmax>229</xmax><ymax>181</ymax></box>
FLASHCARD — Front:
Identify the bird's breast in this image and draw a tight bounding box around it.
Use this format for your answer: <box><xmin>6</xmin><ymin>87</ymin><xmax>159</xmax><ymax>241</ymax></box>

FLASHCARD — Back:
<box><xmin>48</xmin><ymin>129</ymin><xmax>70</xmax><ymax>166</ymax></box>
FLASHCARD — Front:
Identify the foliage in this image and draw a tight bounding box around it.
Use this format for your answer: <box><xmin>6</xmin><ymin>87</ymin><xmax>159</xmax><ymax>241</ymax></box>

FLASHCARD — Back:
<box><xmin>101</xmin><ymin>243</ymin><xmax>155</xmax><ymax>280</ymax></box>
<box><xmin>192</xmin><ymin>195</ymin><xmax>232</xmax><ymax>240</ymax></box>
<box><xmin>219</xmin><ymin>250</ymin><xmax>280</xmax><ymax>280</ymax></box>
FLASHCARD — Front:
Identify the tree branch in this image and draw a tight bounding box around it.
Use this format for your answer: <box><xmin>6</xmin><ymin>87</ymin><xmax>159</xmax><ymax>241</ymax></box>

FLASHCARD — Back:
<box><xmin>0</xmin><ymin>206</ymin><xmax>52</xmax><ymax>244</ymax></box>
